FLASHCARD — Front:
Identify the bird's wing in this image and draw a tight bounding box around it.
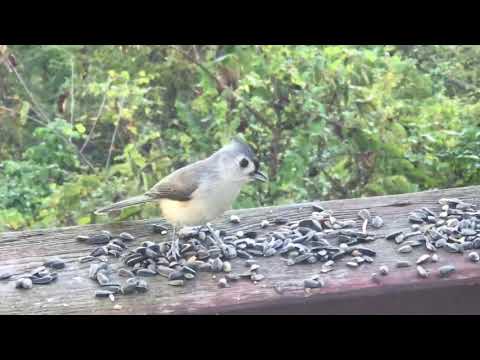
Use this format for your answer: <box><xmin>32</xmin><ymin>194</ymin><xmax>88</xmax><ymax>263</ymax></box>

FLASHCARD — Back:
<box><xmin>145</xmin><ymin>160</ymin><xmax>206</xmax><ymax>201</ymax></box>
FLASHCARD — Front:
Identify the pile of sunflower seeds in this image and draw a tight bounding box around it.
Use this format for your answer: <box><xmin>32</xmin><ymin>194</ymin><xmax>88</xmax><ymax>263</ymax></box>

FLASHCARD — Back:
<box><xmin>117</xmin><ymin>207</ymin><xmax>382</xmax><ymax>284</ymax></box>
<box><xmin>73</xmin><ymin>204</ymin><xmax>385</xmax><ymax>298</ymax></box>
<box><xmin>386</xmin><ymin>198</ymin><xmax>480</xmax><ymax>255</ymax></box>
<box><xmin>13</xmin><ymin>258</ymin><xmax>66</xmax><ymax>290</ymax></box>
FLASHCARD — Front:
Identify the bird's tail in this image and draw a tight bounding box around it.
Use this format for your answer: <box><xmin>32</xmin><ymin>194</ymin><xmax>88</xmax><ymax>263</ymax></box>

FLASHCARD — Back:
<box><xmin>94</xmin><ymin>195</ymin><xmax>153</xmax><ymax>215</ymax></box>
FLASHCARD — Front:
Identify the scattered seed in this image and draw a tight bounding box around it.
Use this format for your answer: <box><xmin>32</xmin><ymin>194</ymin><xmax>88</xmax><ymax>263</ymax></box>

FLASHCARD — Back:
<box><xmin>371</xmin><ymin>216</ymin><xmax>384</xmax><ymax>229</ymax></box>
<box><xmin>398</xmin><ymin>245</ymin><xmax>413</xmax><ymax>254</ymax></box>
<box><xmin>416</xmin><ymin>254</ymin><xmax>431</xmax><ymax>265</ymax></box>
<box><xmin>0</xmin><ymin>272</ymin><xmax>13</xmax><ymax>280</ymax></box>
<box><xmin>168</xmin><ymin>280</ymin><xmax>185</xmax><ymax>287</ymax></box>
<box><xmin>379</xmin><ymin>265</ymin><xmax>389</xmax><ymax>276</ymax></box>
<box><xmin>438</xmin><ymin>265</ymin><xmax>456</xmax><ymax>278</ymax></box>
<box><xmin>274</xmin><ymin>218</ymin><xmax>288</xmax><ymax>225</ymax></box>
<box><xmin>119</xmin><ymin>232</ymin><xmax>135</xmax><ymax>241</ymax></box>
<box><xmin>95</xmin><ymin>290</ymin><xmax>113</xmax><ymax>298</ymax></box>
<box><xmin>153</xmin><ymin>224</ymin><xmax>168</xmax><ymax>233</ymax></box>
<box><xmin>79</xmin><ymin>256</ymin><xmax>96</xmax><ymax>263</ymax></box>
<box><xmin>468</xmin><ymin>252</ymin><xmax>480</xmax><ymax>263</ymax></box>
<box><xmin>15</xmin><ymin>278</ymin><xmax>33</xmax><ymax>289</ymax></box>
<box><xmin>137</xmin><ymin>269</ymin><xmax>157</xmax><ymax>277</ymax></box>
<box><xmin>230</xmin><ymin>215</ymin><xmax>241</xmax><ymax>224</ymax></box>
<box><xmin>396</xmin><ymin>261</ymin><xmax>411</xmax><ymax>268</ymax></box>
<box><xmin>371</xmin><ymin>273</ymin><xmax>381</xmax><ymax>284</ymax></box>
<box><xmin>417</xmin><ymin>265</ymin><xmax>429</xmax><ymax>278</ymax></box>
<box><xmin>96</xmin><ymin>272</ymin><xmax>110</xmax><ymax>285</ymax></box>
<box><xmin>304</xmin><ymin>279</ymin><xmax>324</xmax><ymax>289</ymax></box>
<box><xmin>260</xmin><ymin>220</ymin><xmax>270</xmax><ymax>228</ymax></box>
<box><xmin>44</xmin><ymin>258</ymin><xmax>66</xmax><ymax>270</ymax></box>
<box><xmin>218</xmin><ymin>278</ymin><xmax>229</xmax><ymax>288</ymax></box>
<box><xmin>136</xmin><ymin>280</ymin><xmax>149</xmax><ymax>292</ymax></box>
<box><xmin>251</xmin><ymin>273</ymin><xmax>265</xmax><ymax>282</ymax></box>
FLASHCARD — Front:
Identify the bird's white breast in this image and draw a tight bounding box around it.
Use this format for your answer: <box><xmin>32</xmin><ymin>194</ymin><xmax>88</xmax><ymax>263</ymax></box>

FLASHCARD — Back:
<box><xmin>159</xmin><ymin>178</ymin><xmax>245</xmax><ymax>226</ymax></box>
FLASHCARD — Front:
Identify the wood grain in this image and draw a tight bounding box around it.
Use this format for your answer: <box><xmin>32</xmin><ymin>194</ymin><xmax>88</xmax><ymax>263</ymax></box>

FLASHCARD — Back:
<box><xmin>0</xmin><ymin>185</ymin><xmax>479</xmax><ymax>315</ymax></box>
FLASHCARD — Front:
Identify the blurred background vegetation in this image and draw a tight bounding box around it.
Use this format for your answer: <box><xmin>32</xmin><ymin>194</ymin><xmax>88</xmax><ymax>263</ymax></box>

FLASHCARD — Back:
<box><xmin>0</xmin><ymin>45</ymin><xmax>479</xmax><ymax>231</ymax></box>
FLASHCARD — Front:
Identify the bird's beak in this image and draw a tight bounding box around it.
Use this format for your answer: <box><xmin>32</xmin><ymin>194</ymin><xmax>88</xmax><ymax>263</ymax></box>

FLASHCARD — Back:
<box><xmin>252</xmin><ymin>170</ymin><xmax>268</xmax><ymax>182</ymax></box>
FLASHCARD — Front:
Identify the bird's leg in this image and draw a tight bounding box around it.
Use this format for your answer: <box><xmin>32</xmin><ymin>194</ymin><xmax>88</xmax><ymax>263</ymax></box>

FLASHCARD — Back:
<box><xmin>206</xmin><ymin>223</ymin><xmax>224</xmax><ymax>248</ymax></box>
<box><xmin>167</xmin><ymin>224</ymin><xmax>181</xmax><ymax>260</ymax></box>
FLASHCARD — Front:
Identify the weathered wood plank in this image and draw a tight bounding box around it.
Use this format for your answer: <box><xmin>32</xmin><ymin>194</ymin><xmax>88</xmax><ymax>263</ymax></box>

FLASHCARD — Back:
<box><xmin>0</xmin><ymin>185</ymin><xmax>479</xmax><ymax>315</ymax></box>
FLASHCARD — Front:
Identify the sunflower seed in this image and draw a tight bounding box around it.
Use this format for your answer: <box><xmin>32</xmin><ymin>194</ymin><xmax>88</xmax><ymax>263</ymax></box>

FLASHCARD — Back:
<box><xmin>385</xmin><ymin>231</ymin><xmax>402</xmax><ymax>241</ymax></box>
<box><xmin>371</xmin><ymin>216</ymin><xmax>384</xmax><ymax>229</ymax></box>
<box><xmin>89</xmin><ymin>233</ymin><xmax>111</xmax><ymax>245</ymax></box>
<box><xmin>136</xmin><ymin>280</ymin><xmax>149</xmax><ymax>292</ymax></box>
<box><xmin>274</xmin><ymin>218</ymin><xmax>288</xmax><ymax>225</ymax></box>
<box><xmin>251</xmin><ymin>273</ymin><xmax>265</xmax><ymax>282</ymax></box>
<box><xmin>76</xmin><ymin>235</ymin><xmax>91</xmax><ymax>242</ymax></box>
<box><xmin>225</xmin><ymin>273</ymin><xmax>240</xmax><ymax>281</ymax></box>
<box><xmin>408</xmin><ymin>213</ymin><xmax>425</xmax><ymax>223</ymax></box>
<box><xmin>417</xmin><ymin>265</ymin><xmax>429</xmax><ymax>278</ymax></box>
<box><xmin>153</xmin><ymin>224</ymin><xmax>168</xmax><ymax>233</ymax></box>
<box><xmin>15</xmin><ymin>278</ymin><xmax>33</xmax><ymax>289</ymax></box>
<box><xmin>304</xmin><ymin>279</ymin><xmax>323</xmax><ymax>289</ymax></box>
<box><xmin>394</xmin><ymin>233</ymin><xmax>405</xmax><ymax>244</ymax></box>
<box><xmin>89</xmin><ymin>263</ymin><xmax>107</xmax><ymax>280</ymax></box>
<box><xmin>0</xmin><ymin>272</ymin><xmax>13</xmax><ymax>280</ymax></box>
<box><xmin>121</xmin><ymin>283</ymin><xmax>136</xmax><ymax>295</ymax></box>
<box><xmin>101</xmin><ymin>285</ymin><xmax>121</xmax><ymax>294</ymax></box>
<box><xmin>90</xmin><ymin>247</ymin><xmax>107</xmax><ymax>257</ymax></box>
<box><xmin>168</xmin><ymin>271</ymin><xmax>184</xmax><ymax>281</ymax></box>
<box><xmin>371</xmin><ymin>273</ymin><xmax>381</xmax><ymax>284</ymax></box>
<box><xmin>312</xmin><ymin>204</ymin><xmax>325</xmax><ymax>212</ymax></box>
<box><xmin>210</xmin><ymin>258</ymin><xmax>224</xmax><ymax>273</ymax></box>
<box><xmin>230</xmin><ymin>215</ymin><xmax>241</xmax><ymax>224</ymax></box>
<box><xmin>468</xmin><ymin>251</ymin><xmax>480</xmax><ymax>263</ymax></box>
<box><xmin>379</xmin><ymin>265</ymin><xmax>389</xmax><ymax>276</ymax></box>
<box><xmin>44</xmin><ymin>258</ymin><xmax>66</xmax><ymax>270</ymax></box>
<box><xmin>416</xmin><ymin>254</ymin><xmax>431</xmax><ymax>265</ymax></box>
<box><xmin>347</xmin><ymin>261</ymin><xmax>359</xmax><ymax>268</ymax></box>
<box><xmin>396</xmin><ymin>261</ymin><xmax>411</xmax><ymax>268</ymax></box>
<box><xmin>398</xmin><ymin>245</ymin><xmax>413</xmax><ymax>254</ymax></box>
<box><xmin>96</xmin><ymin>272</ymin><xmax>110</xmax><ymax>285</ymax></box>
<box><xmin>95</xmin><ymin>290</ymin><xmax>113</xmax><ymax>298</ymax></box>
<box><xmin>137</xmin><ymin>269</ymin><xmax>157</xmax><ymax>277</ymax></box>
<box><xmin>438</xmin><ymin>265</ymin><xmax>456</xmax><ymax>278</ymax></box>
<box><xmin>168</xmin><ymin>280</ymin><xmax>184</xmax><ymax>287</ymax></box>
<box><xmin>363</xmin><ymin>256</ymin><xmax>374</xmax><ymax>264</ymax></box>
<box><xmin>79</xmin><ymin>256</ymin><xmax>96</xmax><ymax>263</ymax></box>
<box><xmin>218</xmin><ymin>278</ymin><xmax>229</xmax><ymax>288</ymax></box>
<box><xmin>31</xmin><ymin>275</ymin><xmax>55</xmax><ymax>285</ymax></box>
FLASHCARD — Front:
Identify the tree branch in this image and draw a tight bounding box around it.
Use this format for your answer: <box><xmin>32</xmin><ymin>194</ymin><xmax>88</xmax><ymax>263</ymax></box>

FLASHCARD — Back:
<box><xmin>70</xmin><ymin>57</ymin><xmax>75</xmax><ymax>135</ymax></box>
<box><xmin>6</xmin><ymin>59</ymin><xmax>51</xmax><ymax>124</ymax></box>
<box><xmin>169</xmin><ymin>45</ymin><xmax>271</xmax><ymax>126</ymax></box>
<box><xmin>80</xmin><ymin>80</ymin><xmax>111</xmax><ymax>154</ymax></box>
<box><xmin>105</xmin><ymin>95</ymin><xmax>127</xmax><ymax>170</ymax></box>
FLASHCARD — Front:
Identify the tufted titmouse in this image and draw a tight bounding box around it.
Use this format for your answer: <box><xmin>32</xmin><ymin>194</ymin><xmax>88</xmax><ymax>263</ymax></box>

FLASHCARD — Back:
<box><xmin>95</xmin><ymin>137</ymin><xmax>267</xmax><ymax>259</ymax></box>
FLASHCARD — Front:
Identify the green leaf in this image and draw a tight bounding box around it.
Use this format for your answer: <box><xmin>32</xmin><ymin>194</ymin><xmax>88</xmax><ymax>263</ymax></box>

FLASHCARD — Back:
<box><xmin>75</xmin><ymin>123</ymin><xmax>86</xmax><ymax>134</ymax></box>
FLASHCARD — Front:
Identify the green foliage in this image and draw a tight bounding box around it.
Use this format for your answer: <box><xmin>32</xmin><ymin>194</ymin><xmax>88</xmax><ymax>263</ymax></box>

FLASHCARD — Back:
<box><xmin>0</xmin><ymin>45</ymin><xmax>479</xmax><ymax>231</ymax></box>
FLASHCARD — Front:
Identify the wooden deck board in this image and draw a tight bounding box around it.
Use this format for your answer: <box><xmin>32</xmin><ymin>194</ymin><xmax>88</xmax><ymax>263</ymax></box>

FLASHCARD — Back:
<box><xmin>0</xmin><ymin>185</ymin><xmax>479</xmax><ymax>315</ymax></box>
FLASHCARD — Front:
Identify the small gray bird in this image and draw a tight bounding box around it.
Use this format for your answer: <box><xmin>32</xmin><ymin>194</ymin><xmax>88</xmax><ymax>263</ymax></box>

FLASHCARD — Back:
<box><xmin>95</xmin><ymin>137</ymin><xmax>267</xmax><ymax>259</ymax></box>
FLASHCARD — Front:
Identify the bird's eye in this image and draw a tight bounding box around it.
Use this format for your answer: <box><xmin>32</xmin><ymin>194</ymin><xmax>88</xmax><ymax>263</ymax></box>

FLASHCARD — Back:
<box><xmin>240</xmin><ymin>158</ymin><xmax>249</xmax><ymax>168</ymax></box>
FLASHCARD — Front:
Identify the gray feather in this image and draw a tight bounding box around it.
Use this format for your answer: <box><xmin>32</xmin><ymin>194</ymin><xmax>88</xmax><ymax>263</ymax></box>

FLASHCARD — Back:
<box><xmin>145</xmin><ymin>160</ymin><xmax>207</xmax><ymax>201</ymax></box>
<box><xmin>94</xmin><ymin>195</ymin><xmax>153</xmax><ymax>215</ymax></box>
